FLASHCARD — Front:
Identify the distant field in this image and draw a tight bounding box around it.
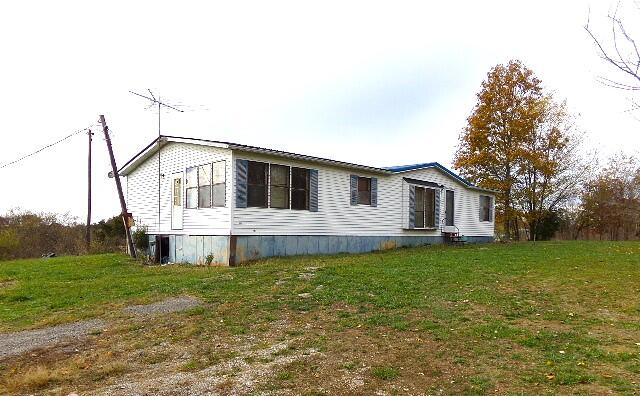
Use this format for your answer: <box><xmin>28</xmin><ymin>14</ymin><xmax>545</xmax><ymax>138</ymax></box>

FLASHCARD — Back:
<box><xmin>1</xmin><ymin>242</ymin><xmax>639</xmax><ymax>395</ymax></box>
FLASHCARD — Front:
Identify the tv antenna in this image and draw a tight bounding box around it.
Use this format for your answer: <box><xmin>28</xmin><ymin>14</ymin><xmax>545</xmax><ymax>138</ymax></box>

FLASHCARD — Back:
<box><xmin>130</xmin><ymin>89</ymin><xmax>184</xmax><ymax>263</ymax></box>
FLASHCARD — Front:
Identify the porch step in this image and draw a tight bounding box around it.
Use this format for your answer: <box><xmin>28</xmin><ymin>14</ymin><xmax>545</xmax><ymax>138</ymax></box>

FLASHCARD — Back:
<box><xmin>443</xmin><ymin>232</ymin><xmax>466</xmax><ymax>246</ymax></box>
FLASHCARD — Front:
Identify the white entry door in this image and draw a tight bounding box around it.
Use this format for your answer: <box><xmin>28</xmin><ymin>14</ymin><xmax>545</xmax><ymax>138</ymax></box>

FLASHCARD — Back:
<box><xmin>171</xmin><ymin>173</ymin><xmax>183</xmax><ymax>230</ymax></box>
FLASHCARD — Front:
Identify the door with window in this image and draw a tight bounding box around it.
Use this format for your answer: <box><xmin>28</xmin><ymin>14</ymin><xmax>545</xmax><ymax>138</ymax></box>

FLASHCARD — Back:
<box><xmin>445</xmin><ymin>190</ymin><xmax>455</xmax><ymax>226</ymax></box>
<box><xmin>171</xmin><ymin>173</ymin><xmax>183</xmax><ymax>230</ymax></box>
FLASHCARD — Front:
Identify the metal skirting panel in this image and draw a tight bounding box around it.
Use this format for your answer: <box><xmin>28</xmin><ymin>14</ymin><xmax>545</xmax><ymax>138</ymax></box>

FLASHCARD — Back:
<box><xmin>233</xmin><ymin>235</ymin><xmax>447</xmax><ymax>264</ymax></box>
<box><xmin>149</xmin><ymin>234</ymin><xmax>493</xmax><ymax>265</ymax></box>
<box><xmin>149</xmin><ymin>235</ymin><xmax>230</xmax><ymax>265</ymax></box>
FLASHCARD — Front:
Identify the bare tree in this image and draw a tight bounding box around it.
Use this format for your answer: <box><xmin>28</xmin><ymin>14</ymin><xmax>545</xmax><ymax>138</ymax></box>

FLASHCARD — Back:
<box><xmin>585</xmin><ymin>1</ymin><xmax>640</xmax><ymax>115</ymax></box>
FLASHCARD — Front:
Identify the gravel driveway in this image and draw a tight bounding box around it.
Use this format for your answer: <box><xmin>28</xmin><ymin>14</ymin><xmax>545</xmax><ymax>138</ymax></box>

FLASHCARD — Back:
<box><xmin>0</xmin><ymin>296</ymin><xmax>202</xmax><ymax>359</ymax></box>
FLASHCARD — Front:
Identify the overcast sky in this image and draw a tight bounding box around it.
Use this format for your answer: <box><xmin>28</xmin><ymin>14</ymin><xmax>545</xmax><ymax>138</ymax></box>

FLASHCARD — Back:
<box><xmin>0</xmin><ymin>0</ymin><xmax>638</xmax><ymax>222</ymax></box>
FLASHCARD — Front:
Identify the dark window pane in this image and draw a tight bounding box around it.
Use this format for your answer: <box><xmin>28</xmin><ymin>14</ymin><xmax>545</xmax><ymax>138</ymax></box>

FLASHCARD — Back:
<box><xmin>357</xmin><ymin>177</ymin><xmax>371</xmax><ymax>205</ymax></box>
<box><xmin>186</xmin><ymin>187</ymin><xmax>198</xmax><ymax>209</ymax></box>
<box><xmin>415</xmin><ymin>187</ymin><xmax>425</xmax><ymax>212</ymax></box>
<box><xmin>291</xmin><ymin>167</ymin><xmax>309</xmax><ymax>210</ymax></box>
<box><xmin>198</xmin><ymin>186</ymin><xmax>211</xmax><ymax>208</ymax></box>
<box><xmin>247</xmin><ymin>161</ymin><xmax>267</xmax><ymax>185</ymax></box>
<box><xmin>415</xmin><ymin>210</ymin><xmax>425</xmax><ymax>228</ymax></box>
<box><xmin>270</xmin><ymin>164</ymin><xmax>290</xmax><ymax>208</ymax></box>
<box><xmin>270</xmin><ymin>164</ymin><xmax>290</xmax><ymax>186</ymax></box>
<box><xmin>247</xmin><ymin>161</ymin><xmax>267</xmax><ymax>207</ymax></box>
<box><xmin>480</xmin><ymin>195</ymin><xmax>490</xmax><ymax>221</ymax></box>
<box><xmin>425</xmin><ymin>188</ymin><xmax>435</xmax><ymax>227</ymax></box>
<box><xmin>292</xmin><ymin>189</ymin><xmax>308</xmax><ymax>210</ymax></box>
<box><xmin>248</xmin><ymin>185</ymin><xmax>267</xmax><ymax>207</ymax></box>
<box><xmin>212</xmin><ymin>183</ymin><xmax>225</xmax><ymax>207</ymax></box>
<box><xmin>291</xmin><ymin>167</ymin><xmax>309</xmax><ymax>189</ymax></box>
<box><xmin>271</xmin><ymin>186</ymin><xmax>289</xmax><ymax>208</ymax></box>
<box><xmin>358</xmin><ymin>190</ymin><xmax>370</xmax><ymax>205</ymax></box>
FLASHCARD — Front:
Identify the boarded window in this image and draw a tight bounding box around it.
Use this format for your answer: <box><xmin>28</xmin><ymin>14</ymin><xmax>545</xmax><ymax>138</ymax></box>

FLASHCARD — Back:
<box><xmin>480</xmin><ymin>195</ymin><xmax>491</xmax><ymax>222</ymax></box>
<box><xmin>291</xmin><ymin>167</ymin><xmax>309</xmax><ymax>210</ymax></box>
<box><xmin>212</xmin><ymin>161</ymin><xmax>226</xmax><ymax>207</ymax></box>
<box><xmin>414</xmin><ymin>186</ymin><xmax>436</xmax><ymax>228</ymax></box>
<box><xmin>247</xmin><ymin>161</ymin><xmax>268</xmax><ymax>207</ymax></box>
<box><xmin>270</xmin><ymin>164</ymin><xmax>290</xmax><ymax>209</ymax></box>
<box><xmin>357</xmin><ymin>177</ymin><xmax>371</xmax><ymax>205</ymax></box>
<box><xmin>185</xmin><ymin>167</ymin><xmax>198</xmax><ymax>209</ymax></box>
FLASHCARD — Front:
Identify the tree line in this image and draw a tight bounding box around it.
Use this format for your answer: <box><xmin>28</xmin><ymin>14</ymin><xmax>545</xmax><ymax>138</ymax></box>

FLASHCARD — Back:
<box><xmin>454</xmin><ymin>60</ymin><xmax>639</xmax><ymax>241</ymax></box>
<box><xmin>0</xmin><ymin>209</ymin><xmax>132</xmax><ymax>260</ymax></box>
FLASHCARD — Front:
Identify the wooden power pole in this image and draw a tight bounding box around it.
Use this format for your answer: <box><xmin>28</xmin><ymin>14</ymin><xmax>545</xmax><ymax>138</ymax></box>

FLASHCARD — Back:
<box><xmin>86</xmin><ymin>129</ymin><xmax>93</xmax><ymax>251</ymax></box>
<box><xmin>98</xmin><ymin>115</ymin><xmax>137</xmax><ymax>259</ymax></box>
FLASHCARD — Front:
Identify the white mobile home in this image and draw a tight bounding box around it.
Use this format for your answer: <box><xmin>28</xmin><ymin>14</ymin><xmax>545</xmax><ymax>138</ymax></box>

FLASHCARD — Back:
<box><xmin>120</xmin><ymin>136</ymin><xmax>495</xmax><ymax>265</ymax></box>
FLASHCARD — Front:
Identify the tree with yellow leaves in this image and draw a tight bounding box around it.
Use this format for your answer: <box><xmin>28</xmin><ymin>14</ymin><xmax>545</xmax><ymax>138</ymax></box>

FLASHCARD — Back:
<box><xmin>454</xmin><ymin>60</ymin><xmax>586</xmax><ymax>240</ymax></box>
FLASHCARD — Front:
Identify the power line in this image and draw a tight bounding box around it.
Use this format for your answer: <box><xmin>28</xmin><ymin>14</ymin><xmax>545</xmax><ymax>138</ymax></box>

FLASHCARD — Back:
<box><xmin>0</xmin><ymin>125</ymin><xmax>94</xmax><ymax>169</ymax></box>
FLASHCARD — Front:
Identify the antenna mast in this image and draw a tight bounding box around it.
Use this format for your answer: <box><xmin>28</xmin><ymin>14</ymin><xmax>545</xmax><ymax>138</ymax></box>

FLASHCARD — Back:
<box><xmin>129</xmin><ymin>90</ymin><xmax>184</xmax><ymax>263</ymax></box>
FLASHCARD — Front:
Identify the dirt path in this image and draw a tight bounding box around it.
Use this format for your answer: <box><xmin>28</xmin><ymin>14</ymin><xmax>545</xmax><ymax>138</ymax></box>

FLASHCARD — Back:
<box><xmin>0</xmin><ymin>296</ymin><xmax>201</xmax><ymax>360</ymax></box>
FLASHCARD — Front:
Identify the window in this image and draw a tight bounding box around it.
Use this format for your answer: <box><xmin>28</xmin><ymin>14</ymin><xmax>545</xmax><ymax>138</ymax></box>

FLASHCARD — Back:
<box><xmin>357</xmin><ymin>177</ymin><xmax>371</xmax><ymax>205</ymax></box>
<box><xmin>212</xmin><ymin>161</ymin><xmax>226</xmax><ymax>207</ymax></box>
<box><xmin>270</xmin><ymin>164</ymin><xmax>290</xmax><ymax>209</ymax></box>
<box><xmin>291</xmin><ymin>167</ymin><xmax>310</xmax><ymax>210</ymax></box>
<box><xmin>185</xmin><ymin>161</ymin><xmax>226</xmax><ymax>209</ymax></box>
<box><xmin>480</xmin><ymin>195</ymin><xmax>491</xmax><ymax>222</ymax></box>
<box><xmin>173</xmin><ymin>178</ymin><xmax>182</xmax><ymax>206</ymax></box>
<box><xmin>414</xmin><ymin>186</ymin><xmax>436</xmax><ymax>228</ymax></box>
<box><xmin>185</xmin><ymin>167</ymin><xmax>198</xmax><ymax>209</ymax></box>
<box><xmin>198</xmin><ymin>164</ymin><xmax>212</xmax><ymax>208</ymax></box>
<box><xmin>247</xmin><ymin>161</ymin><xmax>268</xmax><ymax>207</ymax></box>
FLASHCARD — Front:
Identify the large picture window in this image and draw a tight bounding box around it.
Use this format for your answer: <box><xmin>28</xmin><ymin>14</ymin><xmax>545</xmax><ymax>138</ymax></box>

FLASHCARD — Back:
<box><xmin>246</xmin><ymin>161</ymin><xmax>310</xmax><ymax>210</ymax></box>
<box><xmin>185</xmin><ymin>161</ymin><xmax>227</xmax><ymax>209</ymax></box>
<box><xmin>414</xmin><ymin>186</ymin><xmax>436</xmax><ymax>228</ymax></box>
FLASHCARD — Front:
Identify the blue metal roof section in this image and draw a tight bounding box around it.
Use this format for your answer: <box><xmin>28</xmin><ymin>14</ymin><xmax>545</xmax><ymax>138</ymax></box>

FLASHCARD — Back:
<box><xmin>384</xmin><ymin>162</ymin><xmax>478</xmax><ymax>189</ymax></box>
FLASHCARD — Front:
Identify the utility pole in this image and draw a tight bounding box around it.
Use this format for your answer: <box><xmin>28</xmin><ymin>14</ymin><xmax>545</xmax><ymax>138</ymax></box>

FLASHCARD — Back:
<box><xmin>86</xmin><ymin>129</ymin><xmax>93</xmax><ymax>251</ymax></box>
<box><xmin>99</xmin><ymin>115</ymin><xmax>137</xmax><ymax>258</ymax></box>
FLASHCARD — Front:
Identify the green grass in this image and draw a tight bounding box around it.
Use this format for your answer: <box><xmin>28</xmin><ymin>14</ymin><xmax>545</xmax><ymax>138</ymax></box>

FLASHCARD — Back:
<box><xmin>1</xmin><ymin>241</ymin><xmax>640</xmax><ymax>394</ymax></box>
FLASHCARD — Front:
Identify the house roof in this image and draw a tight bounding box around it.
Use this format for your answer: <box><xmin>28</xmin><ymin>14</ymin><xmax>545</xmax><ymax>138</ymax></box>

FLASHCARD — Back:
<box><xmin>118</xmin><ymin>135</ymin><xmax>495</xmax><ymax>193</ymax></box>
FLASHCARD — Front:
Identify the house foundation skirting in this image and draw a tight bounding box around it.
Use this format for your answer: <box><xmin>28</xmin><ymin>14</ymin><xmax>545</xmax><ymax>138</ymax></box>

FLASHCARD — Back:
<box><xmin>148</xmin><ymin>234</ymin><xmax>494</xmax><ymax>265</ymax></box>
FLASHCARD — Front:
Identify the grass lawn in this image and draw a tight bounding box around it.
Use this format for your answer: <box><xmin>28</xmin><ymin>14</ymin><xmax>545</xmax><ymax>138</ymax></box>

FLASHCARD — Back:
<box><xmin>1</xmin><ymin>241</ymin><xmax>639</xmax><ymax>395</ymax></box>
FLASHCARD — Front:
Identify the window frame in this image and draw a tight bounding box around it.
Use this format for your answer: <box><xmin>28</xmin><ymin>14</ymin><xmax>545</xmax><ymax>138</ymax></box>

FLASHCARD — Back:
<box><xmin>185</xmin><ymin>166</ymin><xmax>199</xmax><ymax>209</ymax></box>
<box><xmin>480</xmin><ymin>195</ymin><xmax>492</xmax><ymax>222</ymax></box>
<box><xmin>185</xmin><ymin>161</ymin><xmax>227</xmax><ymax>209</ymax></box>
<box><xmin>290</xmin><ymin>166</ymin><xmax>310</xmax><ymax>210</ymax></box>
<box><xmin>247</xmin><ymin>160</ymin><xmax>269</xmax><ymax>208</ymax></box>
<box><xmin>197</xmin><ymin>163</ymin><xmax>213</xmax><ymax>209</ymax></box>
<box><xmin>357</xmin><ymin>176</ymin><xmax>372</xmax><ymax>205</ymax></box>
<box><xmin>269</xmin><ymin>163</ymin><xmax>291</xmax><ymax>209</ymax></box>
<box><xmin>211</xmin><ymin>160</ymin><xmax>226</xmax><ymax>208</ymax></box>
<box><xmin>413</xmin><ymin>185</ymin><xmax>437</xmax><ymax>229</ymax></box>
<box><xmin>244</xmin><ymin>160</ymin><xmax>313</xmax><ymax>211</ymax></box>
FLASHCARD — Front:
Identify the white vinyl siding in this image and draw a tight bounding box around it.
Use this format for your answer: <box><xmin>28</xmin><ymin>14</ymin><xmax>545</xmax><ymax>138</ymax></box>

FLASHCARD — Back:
<box><xmin>126</xmin><ymin>142</ymin><xmax>494</xmax><ymax>238</ymax></box>
<box><xmin>231</xmin><ymin>152</ymin><xmax>493</xmax><ymax>237</ymax></box>
<box><xmin>126</xmin><ymin>142</ymin><xmax>233</xmax><ymax>235</ymax></box>
<box><xmin>400</xmin><ymin>168</ymin><xmax>494</xmax><ymax>237</ymax></box>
